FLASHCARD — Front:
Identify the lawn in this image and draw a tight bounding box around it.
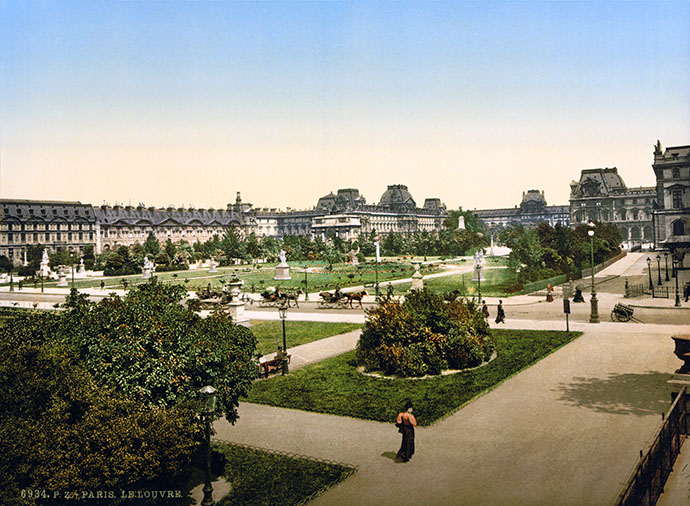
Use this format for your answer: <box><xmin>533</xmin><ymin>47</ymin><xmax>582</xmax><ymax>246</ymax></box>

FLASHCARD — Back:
<box><xmin>18</xmin><ymin>260</ymin><xmax>441</xmax><ymax>293</ymax></box>
<box><xmin>245</xmin><ymin>329</ymin><xmax>581</xmax><ymax>426</ymax></box>
<box><xmin>249</xmin><ymin>320</ymin><xmax>363</xmax><ymax>356</ymax></box>
<box><xmin>181</xmin><ymin>442</ymin><xmax>355</xmax><ymax>506</ymax></box>
<box><xmin>396</xmin><ymin>266</ymin><xmax>519</xmax><ymax>297</ymax></box>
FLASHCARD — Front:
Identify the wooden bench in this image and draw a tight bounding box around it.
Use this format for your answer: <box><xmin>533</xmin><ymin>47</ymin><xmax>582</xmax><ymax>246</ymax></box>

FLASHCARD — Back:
<box><xmin>259</xmin><ymin>354</ymin><xmax>291</xmax><ymax>378</ymax></box>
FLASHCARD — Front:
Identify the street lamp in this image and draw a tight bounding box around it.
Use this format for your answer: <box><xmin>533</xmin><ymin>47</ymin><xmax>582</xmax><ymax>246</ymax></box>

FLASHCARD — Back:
<box><xmin>587</xmin><ymin>222</ymin><xmax>599</xmax><ymax>323</ymax></box>
<box><xmin>278</xmin><ymin>303</ymin><xmax>289</xmax><ymax>375</ymax></box>
<box><xmin>303</xmin><ymin>265</ymin><xmax>309</xmax><ymax>301</ymax></box>
<box><xmin>199</xmin><ymin>385</ymin><xmax>217</xmax><ymax>506</ymax></box>
<box><xmin>664</xmin><ymin>252</ymin><xmax>670</xmax><ymax>282</ymax></box>
<box><xmin>647</xmin><ymin>257</ymin><xmax>653</xmax><ymax>290</ymax></box>
<box><xmin>674</xmin><ymin>259</ymin><xmax>681</xmax><ymax>307</ymax></box>
<box><xmin>657</xmin><ymin>254</ymin><xmax>662</xmax><ymax>286</ymax></box>
<box><xmin>9</xmin><ymin>271</ymin><xmax>13</xmax><ymax>292</ymax></box>
<box><xmin>374</xmin><ymin>240</ymin><xmax>380</xmax><ymax>297</ymax></box>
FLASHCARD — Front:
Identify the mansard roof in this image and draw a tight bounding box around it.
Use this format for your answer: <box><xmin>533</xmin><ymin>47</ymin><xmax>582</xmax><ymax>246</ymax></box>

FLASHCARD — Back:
<box><xmin>0</xmin><ymin>199</ymin><xmax>96</xmax><ymax>223</ymax></box>
<box><xmin>94</xmin><ymin>205</ymin><xmax>244</xmax><ymax>227</ymax></box>
<box><xmin>379</xmin><ymin>184</ymin><xmax>416</xmax><ymax>208</ymax></box>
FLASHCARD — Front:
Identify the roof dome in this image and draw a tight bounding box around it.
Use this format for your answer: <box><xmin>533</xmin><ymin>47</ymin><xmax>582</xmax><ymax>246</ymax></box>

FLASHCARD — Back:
<box><xmin>379</xmin><ymin>185</ymin><xmax>416</xmax><ymax>209</ymax></box>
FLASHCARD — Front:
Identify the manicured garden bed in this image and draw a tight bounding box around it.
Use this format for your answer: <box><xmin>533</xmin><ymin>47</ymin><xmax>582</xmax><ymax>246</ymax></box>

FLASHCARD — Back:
<box><xmin>245</xmin><ymin>329</ymin><xmax>581</xmax><ymax>426</ymax></box>
<box><xmin>250</xmin><ymin>320</ymin><xmax>363</xmax><ymax>355</ymax></box>
<box><xmin>208</xmin><ymin>442</ymin><xmax>355</xmax><ymax>506</ymax></box>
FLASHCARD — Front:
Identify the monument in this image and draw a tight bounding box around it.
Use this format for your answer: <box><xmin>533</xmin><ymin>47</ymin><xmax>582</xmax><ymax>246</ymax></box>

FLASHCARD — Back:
<box><xmin>349</xmin><ymin>249</ymin><xmax>359</xmax><ymax>266</ymax></box>
<box><xmin>78</xmin><ymin>258</ymin><xmax>86</xmax><ymax>275</ymax></box>
<box><xmin>472</xmin><ymin>249</ymin><xmax>486</xmax><ymax>282</ymax></box>
<box><xmin>142</xmin><ymin>256</ymin><xmax>154</xmax><ymax>279</ymax></box>
<box><xmin>208</xmin><ymin>257</ymin><xmax>218</xmax><ymax>273</ymax></box>
<box><xmin>411</xmin><ymin>261</ymin><xmax>424</xmax><ymax>291</ymax></box>
<box><xmin>274</xmin><ymin>249</ymin><xmax>291</xmax><ymax>280</ymax></box>
<box><xmin>56</xmin><ymin>266</ymin><xmax>68</xmax><ymax>287</ymax></box>
<box><xmin>39</xmin><ymin>249</ymin><xmax>51</xmax><ymax>278</ymax></box>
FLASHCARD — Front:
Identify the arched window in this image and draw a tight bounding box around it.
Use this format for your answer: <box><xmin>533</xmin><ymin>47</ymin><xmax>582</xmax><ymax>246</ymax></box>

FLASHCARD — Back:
<box><xmin>672</xmin><ymin>220</ymin><xmax>685</xmax><ymax>236</ymax></box>
<box><xmin>632</xmin><ymin>209</ymin><xmax>639</xmax><ymax>220</ymax></box>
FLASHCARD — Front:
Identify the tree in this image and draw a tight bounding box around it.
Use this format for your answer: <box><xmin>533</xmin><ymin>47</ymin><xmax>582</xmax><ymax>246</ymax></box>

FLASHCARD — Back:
<box><xmin>0</xmin><ymin>331</ymin><xmax>198</xmax><ymax>505</ymax></box>
<box><xmin>56</xmin><ymin>281</ymin><xmax>257</xmax><ymax>421</ymax></box>
<box><xmin>143</xmin><ymin>232</ymin><xmax>161</xmax><ymax>256</ymax></box>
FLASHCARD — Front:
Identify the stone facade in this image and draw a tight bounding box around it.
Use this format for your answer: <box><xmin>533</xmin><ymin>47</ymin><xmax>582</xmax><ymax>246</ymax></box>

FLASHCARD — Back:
<box><xmin>473</xmin><ymin>190</ymin><xmax>570</xmax><ymax>229</ymax></box>
<box><xmin>652</xmin><ymin>141</ymin><xmax>690</xmax><ymax>265</ymax></box>
<box><xmin>310</xmin><ymin>185</ymin><xmax>447</xmax><ymax>240</ymax></box>
<box><xmin>0</xmin><ymin>199</ymin><xmax>97</xmax><ymax>263</ymax></box>
<box><xmin>569</xmin><ymin>168</ymin><xmax>655</xmax><ymax>247</ymax></box>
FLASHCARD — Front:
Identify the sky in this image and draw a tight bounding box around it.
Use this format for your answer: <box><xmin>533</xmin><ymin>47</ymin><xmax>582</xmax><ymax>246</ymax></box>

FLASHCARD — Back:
<box><xmin>1</xmin><ymin>1</ymin><xmax>689</xmax><ymax>212</ymax></box>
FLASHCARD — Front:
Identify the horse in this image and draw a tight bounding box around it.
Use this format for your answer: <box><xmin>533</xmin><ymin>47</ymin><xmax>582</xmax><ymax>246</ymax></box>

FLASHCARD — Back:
<box><xmin>283</xmin><ymin>289</ymin><xmax>302</xmax><ymax>308</ymax></box>
<box><xmin>346</xmin><ymin>290</ymin><xmax>367</xmax><ymax>309</ymax></box>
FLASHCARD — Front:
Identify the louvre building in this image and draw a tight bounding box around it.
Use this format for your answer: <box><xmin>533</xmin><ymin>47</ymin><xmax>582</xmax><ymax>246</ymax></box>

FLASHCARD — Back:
<box><xmin>0</xmin><ymin>185</ymin><xmax>447</xmax><ymax>261</ymax></box>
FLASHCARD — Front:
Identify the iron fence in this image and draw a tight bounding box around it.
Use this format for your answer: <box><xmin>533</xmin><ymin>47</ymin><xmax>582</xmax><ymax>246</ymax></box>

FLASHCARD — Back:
<box><xmin>614</xmin><ymin>387</ymin><xmax>687</xmax><ymax>506</ymax></box>
<box><xmin>625</xmin><ymin>283</ymin><xmax>647</xmax><ymax>298</ymax></box>
<box><xmin>652</xmin><ymin>287</ymin><xmax>670</xmax><ymax>299</ymax></box>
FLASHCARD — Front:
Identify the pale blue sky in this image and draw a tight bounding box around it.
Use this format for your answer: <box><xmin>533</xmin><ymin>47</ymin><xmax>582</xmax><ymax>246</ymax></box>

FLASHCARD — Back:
<box><xmin>1</xmin><ymin>1</ymin><xmax>689</xmax><ymax>210</ymax></box>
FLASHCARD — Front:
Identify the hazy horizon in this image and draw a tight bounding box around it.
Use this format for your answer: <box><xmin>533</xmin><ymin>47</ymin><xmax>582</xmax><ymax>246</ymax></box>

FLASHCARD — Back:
<box><xmin>2</xmin><ymin>1</ymin><xmax>689</xmax><ymax>212</ymax></box>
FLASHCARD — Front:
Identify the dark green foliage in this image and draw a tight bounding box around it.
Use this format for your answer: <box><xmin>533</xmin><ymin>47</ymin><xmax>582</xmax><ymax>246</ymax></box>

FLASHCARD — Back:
<box><xmin>4</xmin><ymin>280</ymin><xmax>257</xmax><ymax>422</ymax></box>
<box><xmin>357</xmin><ymin>290</ymin><xmax>493</xmax><ymax>377</ymax></box>
<box><xmin>0</xmin><ymin>337</ymin><xmax>199</xmax><ymax>506</ymax></box>
<box><xmin>213</xmin><ymin>443</ymin><xmax>354</xmax><ymax>506</ymax></box>
<box><xmin>500</xmin><ymin>222</ymin><xmax>622</xmax><ymax>283</ymax></box>
<box><xmin>103</xmin><ymin>246</ymin><xmax>139</xmax><ymax>276</ymax></box>
<box><xmin>247</xmin><ymin>330</ymin><xmax>581</xmax><ymax>426</ymax></box>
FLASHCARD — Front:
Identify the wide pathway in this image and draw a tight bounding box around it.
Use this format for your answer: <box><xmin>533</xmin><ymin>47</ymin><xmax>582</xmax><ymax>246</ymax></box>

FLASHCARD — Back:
<box><xmin>214</xmin><ymin>318</ymin><xmax>690</xmax><ymax>506</ymax></box>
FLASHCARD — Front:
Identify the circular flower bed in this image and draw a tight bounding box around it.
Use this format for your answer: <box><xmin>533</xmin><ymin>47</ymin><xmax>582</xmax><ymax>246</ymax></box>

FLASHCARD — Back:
<box><xmin>356</xmin><ymin>290</ymin><xmax>494</xmax><ymax>377</ymax></box>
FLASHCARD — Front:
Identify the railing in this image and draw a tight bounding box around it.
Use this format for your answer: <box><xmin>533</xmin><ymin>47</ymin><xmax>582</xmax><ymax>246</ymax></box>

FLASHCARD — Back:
<box><xmin>614</xmin><ymin>387</ymin><xmax>687</xmax><ymax>506</ymax></box>
<box><xmin>625</xmin><ymin>283</ymin><xmax>647</xmax><ymax>298</ymax></box>
<box><xmin>652</xmin><ymin>287</ymin><xmax>670</xmax><ymax>299</ymax></box>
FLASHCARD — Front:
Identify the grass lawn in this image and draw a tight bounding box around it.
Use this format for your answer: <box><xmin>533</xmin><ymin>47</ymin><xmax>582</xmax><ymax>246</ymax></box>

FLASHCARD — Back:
<box><xmin>21</xmin><ymin>260</ymin><xmax>440</xmax><ymax>293</ymax></box>
<box><xmin>396</xmin><ymin>266</ymin><xmax>519</xmax><ymax>297</ymax></box>
<box><xmin>245</xmin><ymin>329</ymin><xmax>581</xmax><ymax>426</ymax></box>
<box><xmin>250</xmin><ymin>320</ymin><xmax>363</xmax><ymax>356</ymax></box>
<box><xmin>181</xmin><ymin>442</ymin><xmax>355</xmax><ymax>506</ymax></box>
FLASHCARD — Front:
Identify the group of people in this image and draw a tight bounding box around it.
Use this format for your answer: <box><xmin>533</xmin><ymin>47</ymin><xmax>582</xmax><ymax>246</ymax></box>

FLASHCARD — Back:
<box><xmin>481</xmin><ymin>300</ymin><xmax>506</xmax><ymax>324</ymax></box>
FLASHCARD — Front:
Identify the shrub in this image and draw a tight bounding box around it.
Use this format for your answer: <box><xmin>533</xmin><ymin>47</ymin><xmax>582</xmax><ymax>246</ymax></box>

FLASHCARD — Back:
<box><xmin>357</xmin><ymin>290</ymin><xmax>494</xmax><ymax>377</ymax></box>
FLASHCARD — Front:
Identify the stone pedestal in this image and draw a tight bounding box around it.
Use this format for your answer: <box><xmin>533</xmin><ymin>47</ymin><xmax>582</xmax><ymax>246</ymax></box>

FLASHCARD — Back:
<box><xmin>411</xmin><ymin>262</ymin><xmax>424</xmax><ymax>291</ymax></box>
<box><xmin>142</xmin><ymin>267</ymin><xmax>152</xmax><ymax>279</ymax></box>
<box><xmin>78</xmin><ymin>260</ymin><xmax>86</xmax><ymax>275</ymax></box>
<box><xmin>226</xmin><ymin>281</ymin><xmax>249</xmax><ymax>326</ymax></box>
<box><xmin>274</xmin><ymin>262</ymin><xmax>291</xmax><ymax>280</ymax></box>
<box><xmin>208</xmin><ymin>258</ymin><xmax>218</xmax><ymax>273</ymax></box>
<box><xmin>471</xmin><ymin>265</ymin><xmax>485</xmax><ymax>282</ymax></box>
<box><xmin>57</xmin><ymin>270</ymin><xmax>68</xmax><ymax>287</ymax></box>
<box><xmin>672</xmin><ymin>334</ymin><xmax>690</xmax><ymax>374</ymax></box>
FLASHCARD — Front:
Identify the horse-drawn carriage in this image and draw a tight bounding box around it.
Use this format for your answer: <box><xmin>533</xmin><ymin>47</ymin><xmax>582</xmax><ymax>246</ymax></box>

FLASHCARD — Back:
<box><xmin>317</xmin><ymin>289</ymin><xmax>367</xmax><ymax>309</ymax></box>
<box><xmin>257</xmin><ymin>288</ymin><xmax>301</xmax><ymax>308</ymax></box>
<box><xmin>611</xmin><ymin>303</ymin><xmax>640</xmax><ymax>323</ymax></box>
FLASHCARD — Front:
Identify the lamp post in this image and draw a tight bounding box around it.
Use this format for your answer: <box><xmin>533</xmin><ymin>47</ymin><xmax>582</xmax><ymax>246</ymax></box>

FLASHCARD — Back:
<box><xmin>199</xmin><ymin>385</ymin><xmax>217</xmax><ymax>506</ymax></box>
<box><xmin>664</xmin><ymin>252</ymin><xmax>670</xmax><ymax>282</ymax></box>
<box><xmin>278</xmin><ymin>303</ymin><xmax>288</xmax><ymax>375</ymax></box>
<box><xmin>674</xmin><ymin>259</ymin><xmax>681</xmax><ymax>307</ymax></box>
<box><xmin>303</xmin><ymin>265</ymin><xmax>309</xmax><ymax>301</ymax></box>
<box><xmin>9</xmin><ymin>271</ymin><xmax>13</xmax><ymax>292</ymax></box>
<box><xmin>647</xmin><ymin>257</ymin><xmax>653</xmax><ymax>290</ymax></box>
<box><xmin>588</xmin><ymin>222</ymin><xmax>599</xmax><ymax>323</ymax></box>
<box><xmin>657</xmin><ymin>254</ymin><xmax>662</xmax><ymax>286</ymax></box>
<box><xmin>374</xmin><ymin>240</ymin><xmax>380</xmax><ymax>297</ymax></box>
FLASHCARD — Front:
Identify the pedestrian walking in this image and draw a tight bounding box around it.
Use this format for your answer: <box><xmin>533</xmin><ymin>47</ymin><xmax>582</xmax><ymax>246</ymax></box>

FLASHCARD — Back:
<box><xmin>395</xmin><ymin>400</ymin><xmax>417</xmax><ymax>463</ymax></box>
<box><xmin>100</xmin><ymin>280</ymin><xmax>105</xmax><ymax>291</ymax></box>
<box><xmin>495</xmin><ymin>300</ymin><xmax>506</xmax><ymax>324</ymax></box>
<box><xmin>481</xmin><ymin>300</ymin><xmax>490</xmax><ymax>322</ymax></box>
<box><xmin>684</xmin><ymin>282</ymin><xmax>690</xmax><ymax>302</ymax></box>
<box><xmin>387</xmin><ymin>282</ymin><xmax>394</xmax><ymax>299</ymax></box>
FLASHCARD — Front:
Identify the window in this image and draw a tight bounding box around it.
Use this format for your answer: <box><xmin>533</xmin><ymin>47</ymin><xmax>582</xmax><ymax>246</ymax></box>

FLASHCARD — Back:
<box><xmin>673</xmin><ymin>167</ymin><xmax>680</xmax><ymax>179</ymax></box>
<box><xmin>672</xmin><ymin>190</ymin><xmax>683</xmax><ymax>209</ymax></box>
<box><xmin>673</xmin><ymin>220</ymin><xmax>685</xmax><ymax>236</ymax></box>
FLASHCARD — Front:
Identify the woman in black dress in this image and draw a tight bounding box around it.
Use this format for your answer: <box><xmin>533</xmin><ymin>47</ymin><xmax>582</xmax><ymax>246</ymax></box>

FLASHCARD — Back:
<box><xmin>395</xmin><ymin>400</ymin><xmax>417</xmax><ymax>462</ymax></box>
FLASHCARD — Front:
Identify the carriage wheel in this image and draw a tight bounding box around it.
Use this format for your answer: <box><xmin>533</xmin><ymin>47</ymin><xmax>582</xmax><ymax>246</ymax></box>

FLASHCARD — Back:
<box><xmin>621</xmin><ymin>312</ymin><xmax>632</xmax><ymax>322</ymax></box>
<box><xmin>611</xmin><ymin>311</ymin><xmax>619</xmax><ymax>322</ymax></box>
